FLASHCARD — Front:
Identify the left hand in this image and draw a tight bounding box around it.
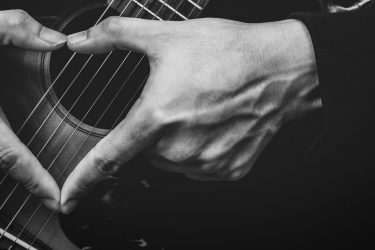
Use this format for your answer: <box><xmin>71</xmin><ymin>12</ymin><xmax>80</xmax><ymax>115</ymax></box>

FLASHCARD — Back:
<box><xmin>0</xmin><ymin>9</ymin><xmax>66</xmax><ymax>211</ymax></box>
<box><xmin>60</xmin><ymin>17</ymin><xmax>321</xmax><ymax>213</ymax></box>
<box><xmin>0</xmin><ymin>9</ymin><xmax>66</xmax><ymax>50</ymax></box>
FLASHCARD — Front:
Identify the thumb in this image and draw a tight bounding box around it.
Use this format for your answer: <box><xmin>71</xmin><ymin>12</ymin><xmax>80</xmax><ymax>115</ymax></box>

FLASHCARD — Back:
<box><xmin>67</xmin><ymin>17</ymin><xmax>166</xmax><ymax>55</ymax></box>
<box><xmin>0</xmin><ymin>108</ymin><xmax>60</xmax><ymax>211</ymax></box>
<box><xmin>60</xmin><ymin>97</ymin><xmax>161</xmax><ymax>214</ymax></box>
<box><xmin>0</xmin><ymin>10</ymin><xmax>66</xmax><ymax>51</ymax></box>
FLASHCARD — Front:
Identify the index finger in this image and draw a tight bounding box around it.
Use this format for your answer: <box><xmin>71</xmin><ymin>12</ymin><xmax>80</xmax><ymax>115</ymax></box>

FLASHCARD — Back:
<box><xmin>60</xmin><ymin>96</ymin><xmax>161</xmax><ymax>214</ymax></box>
<box><xmin>0</xmin><ymin>109</ymin><xmax>60</xmax><ymax>211</ymax></box>
<box><xmin>0</xmin><ymin>10</ymin><xmax>66</xmax><ymax>51</ymax></box>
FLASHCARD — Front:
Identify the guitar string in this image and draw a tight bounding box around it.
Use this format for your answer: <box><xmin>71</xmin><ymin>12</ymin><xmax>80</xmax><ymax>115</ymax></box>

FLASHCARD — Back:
<box><xmin>0</xmin><ymin>0</ymin><xmax>117</xmax><ymax>189</ymax></box>
<box><xmin>0</xmin><ymin>1</ymin><xmax>136</xmax><ymax>218</ymax></box>
<box><xmin>0</xmin><ymin>0</ymin><xmax>177</xmax><ymax>215</ymax></box>
<box><xmin>0</xmin><ymin>0</ymin><xmax>199</xmax><ymax>209</ymax></box>
<box><xmin>0</xmin><ymin>0</ymin><xmax>149</xmax><ymax>241</ymax></box>
<box><xmin>29</xmin><ymin>76</ymin><xmax>149</xmax><ymax>249</ymax></box>
<box><xmin>16</xmin><ymin>0</ymin><xmax>187</xmax><ymax>157</ymax></box>
<box><xmin>5</xmin><ymin>0</ymin><xmax>155</xmax><ymax>243</ymax></box>
<box><xmin>0</xmin><ymin>0</ymin><xmax>151</xmax><ymax>213</ymax></box>
<box><xmin>14</xmin><ymin>1</ymin><xmax>117</xmax><ymax>136</ymax></box>
<box><xmin>0</xmin><ymin>0</ymin><xmax>194</xmax><ymax>190</ymax></box>
<box><xmin>13</xmin><ymin>0</ymin><xmax>186</xmax><ymax>136</ymax></box>
<box><xmin>3</xmin><ymin>0</ymin><xmax>202</xmax><ymax>246</ymax></box>
<box><xmin>28</xmin><ymin>1</ymin><xmax>203</xmax><ymax>248</ymax></box>
<box><xmin>0</xmin><ymin>0</ymin><xmax>153</xmax><ymax>189</ymax></box>
<box><xmin>11</xmin><ymin>75</ymin><xmax>150</xmax><ymax>250</ymax></box>
<box><xmin>2</xmin><ymin>0</ymin><xmax>203</xmax><ymax>240</ymax></box>
<box><xmin>6</xmin><ymin>0</ymin><xmax>201</xmax><ymax>246</ymax></box>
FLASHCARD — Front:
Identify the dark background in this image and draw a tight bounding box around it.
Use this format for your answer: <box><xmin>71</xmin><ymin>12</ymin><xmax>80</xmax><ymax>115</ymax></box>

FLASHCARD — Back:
<box><xmin>2</xmin><ymin>1</ymin><xmax>374</xmax><ymax>249</ymax></box>
<box><xmin>0</xmin><ymin>0</ymin><xmax>320</xmax><ymax>21</ymax></box>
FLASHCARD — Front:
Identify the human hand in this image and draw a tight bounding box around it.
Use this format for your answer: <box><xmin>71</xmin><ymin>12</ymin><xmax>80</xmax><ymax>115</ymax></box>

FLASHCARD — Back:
<box><xmin>61</xmin><ymin>17</ymin><xmax>321</xmax><ymax>213</ymax></box>
<box><xmin>0</xmin><ymin>10</ymin><xmax>66</xmax><ymax>211</ymax></box>
<box><xmin>0</xmin><ymin>9</ymin><xmax>66</xmax><ymax>50</ymax></box>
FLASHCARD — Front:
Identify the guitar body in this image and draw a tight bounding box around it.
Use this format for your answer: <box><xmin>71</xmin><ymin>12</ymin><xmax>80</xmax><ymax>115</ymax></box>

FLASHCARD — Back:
<box><xmin>0</xmin><ymin>1</ymin><xmax>211</xmax><ymax>249</ymax></box>
<box><xmin>0</xmin><ymin>0</ymin><xmax>327</xmax><ymax>249</ymax></box>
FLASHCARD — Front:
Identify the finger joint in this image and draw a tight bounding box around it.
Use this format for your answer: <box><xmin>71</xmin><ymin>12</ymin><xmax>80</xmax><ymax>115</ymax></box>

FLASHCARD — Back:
<box><xmin>92</xmin><ymin>152</ymin><xmax>120</xmax><ymax>177</ymax></box>
<box><xmin>101</xmin><ymin>16</ymin><xmax>125</xmax><ymax>36</ymax></box>
<box><xmin>0</xmin><ymin>147</ymin><xmax>19</xmax><ymax>173</ymax></box>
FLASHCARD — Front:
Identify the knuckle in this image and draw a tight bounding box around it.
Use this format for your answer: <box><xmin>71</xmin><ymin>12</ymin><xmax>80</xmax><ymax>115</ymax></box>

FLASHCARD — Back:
<box><xmin>0</xmin><ymin>146</ymin><xmax>42</xmax><ymax>192</ymax></box>
<box><xmin>91</xmin><ymin>149</ymin><xmax>120</xmax><ymax>177</ymax></box>
<box><xmin>143</xmin><ymin>99</ymin><xmax>188</xmax><ymax>127</ymax></box>
<box><xmin>231</xmin><ymin>156</ymin><xmax>249</xmax><ymax>171</ymax></box>
<box><xmin>158</xmin><ymin>146</ymin><xmax>195</xmax><ymax>163</ymax></box>
<box><xmin>0</xmin><ymin>146</ymin><xmax>22</xmax><ymax>173</ymax></box>
<box><xmin>157</xmin><ymin>140</ymin><xmax>198</xmax><ymax>163</ymax></box>
<box><xmin>216</xmin><ymin>166</ymin><xmax>249</xmax><ymax>182</ymax></box>
<box><xmin>228</xmin><ymin>172</ymin><xmax>245</xmax><ymax>181</ymax></box>
<box><xmin>149</xmin><ymin>107</ymin><xmax>171</xmax><ymax>126</ymax></box>
<box><xmin>199</xmin><ymin>163</ymin><xmax>217</xmax><ymax>174</ymax></box>
<box><xmin>101</xmin><ymin>16</ymin><xmax>124</xmax><ymax>35</ymax></box>
<box><xmin>200</xmin><ymin>148</ymin><xmax>225</xmax><ymax>163</ymax></box>
<box><xmin>74</xmin><ymin>179</ymin><xmax>90</xmax><ymax>194</ymax></box>
<box><xmin>228</xmin><ymin>167</ymin><xmax>250</xmax><ymax>181</ymax></box>
<box><xmin>160</xmin><ymin>151</ymin><xmax>186</xmax><ymax>163</ymax></box>
<box><xmin>23</xmin><ymin>176</ymin><xmax>41</xmax><ymax>194</ymax></box>
<box><xmin>6</xmin><ymin>9</ymin><xmax>30</xmax><ymax>28</ymax></box>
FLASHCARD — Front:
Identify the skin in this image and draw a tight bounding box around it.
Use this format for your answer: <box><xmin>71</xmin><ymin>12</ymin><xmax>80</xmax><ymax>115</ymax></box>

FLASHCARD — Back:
<box><xmin>0</xmin><ymin>10</ymin><xmax>66</xmax><ymax>211</ymax></box>
<box><xmin>60</xmin><ymin>17</ymin><xmax>322</xmax><ymax>214</ymax></box>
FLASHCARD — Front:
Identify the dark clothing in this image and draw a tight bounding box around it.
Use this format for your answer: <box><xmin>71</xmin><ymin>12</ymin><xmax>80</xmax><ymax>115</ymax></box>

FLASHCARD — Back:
<box><xmin>1</xmin><ymin>1</ymin><xmax>375</xmax><ymax>249</ymax></box>
<box><xmin>288</xmin><ymin>4</ymin><xmax>375</xmax><ymax>249</ymax></box>
<box><xmin>64</xmin><ymin>3</ymin><xmax>375</xmax><ymax>250</ymax></box>
<box><xmin>292</xmin><ymin>4</ymin><xmax>375</xmax><ymax>146</ymax></box>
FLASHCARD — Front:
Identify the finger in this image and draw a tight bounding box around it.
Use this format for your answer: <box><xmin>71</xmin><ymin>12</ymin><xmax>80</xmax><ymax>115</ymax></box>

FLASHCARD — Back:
<box><xmin>0</xmin><ymin>10</ymin><xmax>66</xmax><ymax>51</ymax></box>
<box><xmin>184</xmin><ymin>173</ymin><xmax>222</xmax><ymax>182</ymax></box>
<box><xmin>148</xmin><ymin>157</ymin><xmax>221</xmax><ymax>181</ymax></box>
<box><xmin>60</xmin><ymin>98</ymin><xmax>160</xmax><ymax>214</ymax></box>
<box><xmin>147</xmin><ymin>155</ymin><xmax>189</xmax><ymax>174</ymax></box>
<box><xmin>0</xmin><ymin>111</ymin><xmax>60</xmax><ymax>211</ymax></box>
<box><xmin>67</xmin><ymin>17</ymin><xmax>166</xmax><ymax>54</ymax></box>
<box><xmin>215</xmin><ymin>134</ymin><xmax>275</xmax><ymax>181</ymax></box>
<box><xmin>146</xmin><ymin>154</ymin><xmax>220</xmax><ymax>175</ymax></box>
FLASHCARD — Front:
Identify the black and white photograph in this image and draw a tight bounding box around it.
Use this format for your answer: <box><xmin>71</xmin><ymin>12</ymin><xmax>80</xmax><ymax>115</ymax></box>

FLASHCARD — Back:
<box><xmin>0</xmin><ymin>0</ymin><xmax>374</xmax><ymax>249</ymax></box>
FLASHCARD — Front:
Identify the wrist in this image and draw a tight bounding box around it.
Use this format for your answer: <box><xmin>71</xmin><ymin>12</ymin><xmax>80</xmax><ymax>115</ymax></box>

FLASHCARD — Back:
<box><xmin>243</xmin><ymin>19</ymin><xmax>322</xmax><ymax>122</ymax></box>
<box><xmin>281</xmin><ymin>19</ymin><xmax>322</xmax><ymax>121</ymax></box>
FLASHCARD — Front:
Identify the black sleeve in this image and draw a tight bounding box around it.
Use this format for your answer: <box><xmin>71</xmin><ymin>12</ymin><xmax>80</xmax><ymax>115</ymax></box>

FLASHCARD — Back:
<box><xmin>289</xmin><ymin>6</ymin><xmax>375</xmax><ymax>162</ymax></box>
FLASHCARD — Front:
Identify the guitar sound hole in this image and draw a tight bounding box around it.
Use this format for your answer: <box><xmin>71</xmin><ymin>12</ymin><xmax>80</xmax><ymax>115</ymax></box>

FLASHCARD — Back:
<box><xmin>49</xmin><ymin>5</ymin><xmax>150</xmax><ymax>131</ymax></box>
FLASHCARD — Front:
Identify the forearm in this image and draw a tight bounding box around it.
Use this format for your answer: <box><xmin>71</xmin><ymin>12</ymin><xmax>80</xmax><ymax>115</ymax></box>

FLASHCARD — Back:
<box><xmin>239</xmin><ymin>19</ymin><xmax>321</xmax><ymax>123</ymax></box>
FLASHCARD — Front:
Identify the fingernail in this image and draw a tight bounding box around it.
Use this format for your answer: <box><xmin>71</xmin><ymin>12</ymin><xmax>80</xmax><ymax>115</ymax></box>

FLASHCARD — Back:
<box><xmin>41</xmin><ymin>198</ymin><xmax>60</xmax><ymax>212</ymax></box>
<box><xmin>53</xmin><ymin>40</ymin><xmax>67</xmax><ymax>47</ymax></box>
<box><xmin>68</xmin><ymin>31</ymin><xmax>88</xmax><ymax>45</ymax></box>
<box><xmin>39</xmin><ymin>27</ymin><xmax>67</xmax><ymax>46</ymax></box>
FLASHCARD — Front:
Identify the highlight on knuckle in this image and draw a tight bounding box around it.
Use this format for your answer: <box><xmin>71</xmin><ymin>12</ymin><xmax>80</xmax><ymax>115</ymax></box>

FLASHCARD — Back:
<box><xmin>157</xmin><ymin>145</ymin><xmax>195</xmax><ymax>164</ymax></box>
<box><xmin>101</xmin><ymin>16</ymin><xmax>124</xmax><ymax>36</ymax></box>
<box><xmin>74</xmin><ymin>179</ymin><xmax>90</xmax><ymax>194</ymax></box>
<box><xmin>0</xmin><ymin>146</ymin><xmax>21</xmax><ymax>173</ymax></box>
<box><xmin>23</xmin><ymin>175</ymin><xmax>41</xmax><ymax>195</ymax></box>
<box><xmin>91</xmin><ymin>151</ymin><xmax>120</xmax><ymax>177</ymax></box>
<box><xmin>6</xmin><ymin>9</ymin><xmax>30</xmax><ymax>28</ymax></box>
<box><xmin>0</xmin><ymin>146</ymin><xmax>42</xmax><ymax>195</ymax></box>
<box><xmin>200</xmin><ymin>147</ymin><xmax>225</xmax><ymax>163</ymax></box>
<box><xmin>228</xmin><ymin>167</ymin><xmax>250</xmax><ymax>181</ymax></box>
<box><xmin>216</xmin><ymin>167</ymin><xmax>247</xmax><ymax>182</ymax></box>
<box><xmin>149</xmin><ymin>107</ymin><xmax>170</xmax><ymax>126</ymax></box>
<box><xmin>199</xmin><ymin>163</ymin><xmax>217</xmax><ymax>174</ymax></box>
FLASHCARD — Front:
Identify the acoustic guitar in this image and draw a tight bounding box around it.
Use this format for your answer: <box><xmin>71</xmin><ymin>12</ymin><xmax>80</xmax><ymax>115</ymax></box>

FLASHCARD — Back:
<box><xmin>0</xmin><ymin>0</ymin><xmax>363</xmax><ymax>249</ymax></box>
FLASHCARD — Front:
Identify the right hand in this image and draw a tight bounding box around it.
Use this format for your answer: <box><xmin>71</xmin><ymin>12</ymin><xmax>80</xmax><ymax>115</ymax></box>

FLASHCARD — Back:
<box><xmin>0</xmin><ymin>10</ymin><xmax>66</xmax><ymax>211</ymax></box>
<box><xmin>60</xmin><ymin>17</ymin><xmax>319</xmax><ymax>213</ymax></box>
